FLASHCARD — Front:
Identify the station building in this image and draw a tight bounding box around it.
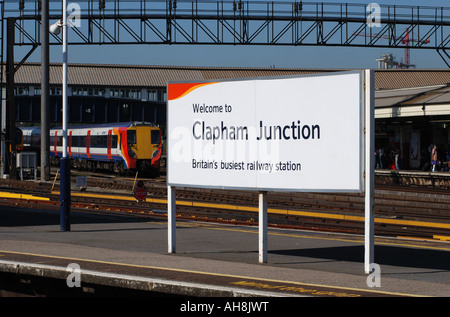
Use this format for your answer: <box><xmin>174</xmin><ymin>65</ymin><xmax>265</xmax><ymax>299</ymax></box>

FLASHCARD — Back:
<box><xmin>3</xmin><ymin>63</ymin><xmax>450</xmax><ymax>171</ymax></box>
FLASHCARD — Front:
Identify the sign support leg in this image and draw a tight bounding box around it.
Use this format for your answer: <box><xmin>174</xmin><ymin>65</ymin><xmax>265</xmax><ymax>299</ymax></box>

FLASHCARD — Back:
<box><xmin>259</xmin><ymin>191</ymin><xmax>268</xmax><ymax>263</ymax></box>
<box><xmin>364</xmin><ymin>69</ymin><xmax>375</xmax><ymax>274</ymax></box>
<box><xmin>168</xmin><ymin>185</ymin><xmax>176</xmax><ymax>253</ymax></box>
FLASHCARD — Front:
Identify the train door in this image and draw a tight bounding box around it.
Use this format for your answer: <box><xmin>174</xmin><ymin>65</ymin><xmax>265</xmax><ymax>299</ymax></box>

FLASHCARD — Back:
<box><xmin>53</xmin><ymin>131</ymin><xmax>58</xmax><ymax>156</ymax></box>
<box><xmin>86</xmin><ymin>130</ymin><xmax>91</xmax><ymax>159</ymax></box>
<box><xmin>151</xmin><ymin>129</ymin><xmax>162</xmax><ymax>167</ymax></box>
<box><xmin>107</xmin><ymin>129</ymin><xmax>112</xmax><ymax>160</ymax></box>
<box><xmin>126</xmin><ymin>128</ymin><xmax>137</xmax><ymax>158</ymax></box>
<box><xmin>68</xmin><ymin>131</ymin><xmax>72</xmax><ymax>157</ymax></box>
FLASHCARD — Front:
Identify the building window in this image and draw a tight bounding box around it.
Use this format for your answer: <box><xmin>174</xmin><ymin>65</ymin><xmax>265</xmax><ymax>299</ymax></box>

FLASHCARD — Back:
<box><xmin>72</xmin><ymin>87</ymin><xmax>105</xmax><ymax>97</ymax></box>
<box><xmin>32</xmin><ymin>87</ymin><xmax>62</xmax><ymax>95</ymax></box>
<box><xmin>93</xmin><ymin>88</ymin><xmax>105</xmax><ymax>96</ymax></box>
<box><xmin>50</xmin><ymin>87</ymin><xmax>62</xmax><ymax>95</ymax></box>
<box><xmin>125</xmin><ymin>89</ymin><xmax>141</xmax><ymax>99</ymax></box>
<box><xmin>148</xmin><ymin>89</ymin><xmax>165</xmax><ymax>102</ymax></box>
<box><xmin>72</xmin><ymin>87</ymin><xmax>89</xmax><ymax>96</ymax></box>
<box><xmin>111</xmin><ymin>88</ymin><xmax>141</xmax><ymax>99</ymax></box>
<box><xmin>111</xmin><ymin>88</ymin><xmax>123</xmax><ymax>98</ymax></box>
<box><xmin>15</xmin><ymin>86</ymin><xmax>29</xmax><ymax>96</ymax></box>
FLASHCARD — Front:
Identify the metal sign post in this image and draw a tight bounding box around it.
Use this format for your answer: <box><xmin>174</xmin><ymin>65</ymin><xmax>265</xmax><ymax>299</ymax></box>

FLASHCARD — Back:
<box><xmin>259</xmin><ymin>191</ymin><xmax>268</xmax><ymax>263</ymax></box>
<box><xmin>168</xmin><ymin>185</ymin><xmax>176</xmax><ymax>253</ymax></box>
<box><xmin>364</xmin><ymin>69</ymin><xmax>375</xmax><ymax>274</ymax></box>
<box><xmin>60</xmin><ymin>0</ymin><xmax>71</xmax><ymax>232</ymax></box>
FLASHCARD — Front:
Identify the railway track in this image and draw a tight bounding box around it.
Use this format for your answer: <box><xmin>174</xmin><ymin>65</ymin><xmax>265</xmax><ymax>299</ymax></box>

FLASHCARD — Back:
<box><xmin>0</xmin><ymin>173</ymin><xmax>449</xmax><ymax>241</ymax></box>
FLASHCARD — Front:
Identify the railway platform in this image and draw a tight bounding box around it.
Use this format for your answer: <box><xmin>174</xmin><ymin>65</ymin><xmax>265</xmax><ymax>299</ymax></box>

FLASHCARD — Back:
<box><xmin>375</xmin><ymin>169</ymin><xmax>450</xmax><ymax>189</ymax></box>
<box><xmin>0</xmin><ymin>203</ymin><xmax>449</xmax><ymax>301</ymax></box>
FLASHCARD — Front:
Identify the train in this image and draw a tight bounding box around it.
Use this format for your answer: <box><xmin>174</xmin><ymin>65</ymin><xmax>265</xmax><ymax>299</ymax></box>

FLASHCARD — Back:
<box><xmin>21</xmin><ymin>122</ymin><xmax>162</xmax><ymax>176</ymax></box>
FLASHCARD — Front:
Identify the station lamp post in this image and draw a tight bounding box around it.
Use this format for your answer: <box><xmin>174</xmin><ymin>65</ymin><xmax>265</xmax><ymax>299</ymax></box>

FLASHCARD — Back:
<box><xmin>50</xmin><ymin>0</ymin><xmax>70</xmax><ymax>232</ymax></box>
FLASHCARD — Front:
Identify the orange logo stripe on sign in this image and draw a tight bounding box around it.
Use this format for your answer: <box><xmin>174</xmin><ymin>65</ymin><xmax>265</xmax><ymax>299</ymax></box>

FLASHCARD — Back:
<box><xmin>168</xmin><ymin>82</ymin><xmax>217</xmax><ymax>101</ymax></box>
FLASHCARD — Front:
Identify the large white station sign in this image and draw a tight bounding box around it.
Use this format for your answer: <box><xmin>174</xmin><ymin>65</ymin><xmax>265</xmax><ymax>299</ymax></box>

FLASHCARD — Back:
<box><xmin>167</xmin><ymin>71</ymin><xmax>365</xmax><ymax>192</ymax></box>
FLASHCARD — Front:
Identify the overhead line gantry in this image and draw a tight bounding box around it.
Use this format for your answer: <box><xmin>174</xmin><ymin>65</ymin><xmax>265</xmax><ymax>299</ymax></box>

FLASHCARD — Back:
<box><xmin>3</xmin><ymin>1</ymin><xmax>449</xmax><ymax>51</ymax></box>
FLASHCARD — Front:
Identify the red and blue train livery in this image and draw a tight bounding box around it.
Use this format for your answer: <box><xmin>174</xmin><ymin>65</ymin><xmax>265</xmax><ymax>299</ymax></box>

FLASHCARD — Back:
<box><xmin>22</xmin><ymin>122</ymin><xmax>162</xmax><ymax>176</ymax></box>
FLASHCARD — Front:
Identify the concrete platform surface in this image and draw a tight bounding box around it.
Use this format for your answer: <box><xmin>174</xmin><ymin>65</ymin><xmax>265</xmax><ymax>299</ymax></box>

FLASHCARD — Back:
<box><xmin>0</xmin><ymin>205</ymin><xmax>449</xmax><ymax>298</ymax></box>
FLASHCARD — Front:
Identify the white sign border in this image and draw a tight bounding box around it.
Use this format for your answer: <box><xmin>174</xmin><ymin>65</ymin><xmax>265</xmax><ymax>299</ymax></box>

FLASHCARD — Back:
<box><xmin>166</xmin><ymin>70</ymin><xmax>366</xmax><ymax>194</ymax></box>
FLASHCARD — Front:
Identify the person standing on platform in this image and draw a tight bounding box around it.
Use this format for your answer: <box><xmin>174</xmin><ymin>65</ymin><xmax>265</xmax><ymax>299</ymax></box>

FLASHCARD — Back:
<box><xmin>378</xmin><ymin>148</ymin><xmax>384</xmax><ymax>169</ymax></box>
<box><xmin>431</xmin><ymin>144</ymin><xmax>438</xmax><ymax>172</ymax></box>
<box><xmin>395</xmin><ymin>148</ymin><xmax>400</xmax><ymax>170</ymax></box>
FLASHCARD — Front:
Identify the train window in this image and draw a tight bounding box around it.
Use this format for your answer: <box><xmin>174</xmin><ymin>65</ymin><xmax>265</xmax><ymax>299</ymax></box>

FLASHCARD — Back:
<box><xmin>151</xmin><ymin>130</ymin><xmax>160</xmax><ymax>144</ymax></box>
<box><xmin>72</xmin><ymin>136</ymin><xmax>86</xmax><ymax>147</ymax></box>
<box><xmin>91</xmin><ymin>136</ymin><xmax>97</xmax><ymax>148</ymax></box>
<box><xmin>15</xmin><ymin>129</ymin><xmax>23</xmax><ymax>144</ymax></box>
<box><xmin>23</xmin><ymin>134</ymin><xmax>30</xmax><ymax>146</ymax></box>
<box><xmin>111</xmin><ymin>135</ymin><xmax>118</xmax><ymax>148</ymax></box>
<box><xmin>101</xmin><ymin>135</ymin><xmax>107</xmax><ymax>147</ymax></box>
<box><xmin>90</xmin><ymin>135</ymin><xmax>107</xmax><ymax>148</ymax></box>
<box><xmin>127</xmin><ymin>130</ymin><xmax>136</xmax><ymax>145</ymax></box>
<box><xmin>90</xmin><ymin>136</ymin><xmax>96</xmax><ymax>147</ymax></box>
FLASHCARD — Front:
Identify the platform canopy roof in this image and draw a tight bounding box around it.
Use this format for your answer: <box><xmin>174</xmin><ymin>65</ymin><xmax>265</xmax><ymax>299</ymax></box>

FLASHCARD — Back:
<box><xmin>375</xmin><ymin>84</ymin><xmax>450</xmax><ymax>119</ymax></box>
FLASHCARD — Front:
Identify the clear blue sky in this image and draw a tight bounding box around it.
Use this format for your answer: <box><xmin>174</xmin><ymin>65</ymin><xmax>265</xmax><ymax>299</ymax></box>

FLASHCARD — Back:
<box><xmin>15</xmin><ymin>0</ymin><xmax>450</xmax><ymax>69</ymax></box>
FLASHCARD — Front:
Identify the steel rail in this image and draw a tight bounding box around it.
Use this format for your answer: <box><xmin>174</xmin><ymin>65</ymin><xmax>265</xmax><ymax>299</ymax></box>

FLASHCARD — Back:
<box><xmin>0</xmin><ymin>175</ymin><xmax>449</xmax><ymax>240</ymax></box>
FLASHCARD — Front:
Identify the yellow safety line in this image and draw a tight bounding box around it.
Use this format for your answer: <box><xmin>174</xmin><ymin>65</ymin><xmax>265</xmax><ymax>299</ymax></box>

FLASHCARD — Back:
<box><xmin>433</xmin><ymin>235</ymin><xmax>450</xmax><ymax>241</ymax></box>
<box><xmin>0</xmin><ymin>192</ymin><xmax>49</xmax><ymax>201</ymax></box>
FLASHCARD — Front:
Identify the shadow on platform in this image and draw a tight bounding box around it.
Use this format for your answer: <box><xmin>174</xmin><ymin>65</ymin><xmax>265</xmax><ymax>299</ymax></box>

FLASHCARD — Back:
<box><xmin>271</xmin><ymin>245</ymin><xmax>450</xmax><ymax>271</ymax></box>
<box><xmin>0</xmin><ymin>206</ymin><xmax>165</xmax><ymax>227</ymax></box>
